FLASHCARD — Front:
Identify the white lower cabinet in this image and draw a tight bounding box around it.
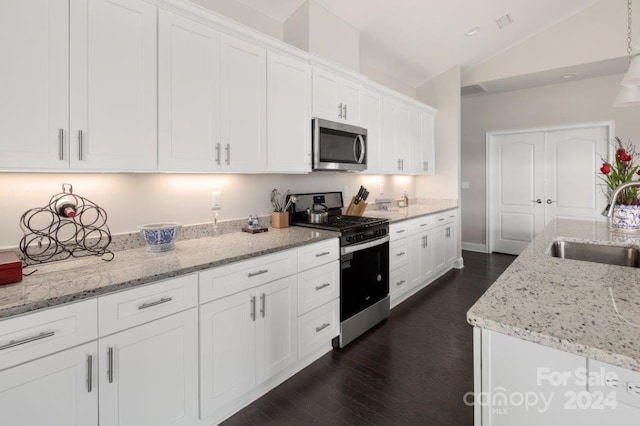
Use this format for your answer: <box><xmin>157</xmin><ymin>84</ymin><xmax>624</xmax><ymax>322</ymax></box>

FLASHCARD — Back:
<box><xmin>0</xmin><ymin>342</ymin><xmax>98</xmax><ymax>426</ymax></box>
<box><xmin>298</xmin><ymin>298</ymin><xmax>339</xmax><ymax>359</ymax></box>
<box><xmin>99</xmin><ymin>309</ymin><xmax>199</xmax><ymax>426</ymax></box>
<box><xmin>200</xmin><ymin>275</ymin><xmax>298</xmax><ymax>420</ymax></box>
<box><xmin>408</xmin><ymin>229</ymin><xmax>434</xmax><ymax>288</ymax></box>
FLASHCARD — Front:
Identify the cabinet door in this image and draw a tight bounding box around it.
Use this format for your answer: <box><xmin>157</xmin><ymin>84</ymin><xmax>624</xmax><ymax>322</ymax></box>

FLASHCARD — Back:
<box><xmin>420</xmin><ymin>110</ymin><xmax>435</xmax><ymax>174</ymax></box>
<box><xmin>380</xmin><ymin>97</ymin><xmax>398</xmax><ymax>173</ymax></box>
<box><xmin>409</xmin><ymin>107</ymin><xmax>423</xmax><ymax>174</ymax></box>
<box><xmin>256</xmin><ymin>275</ymin><xmax>297</xmax><ymax>384</ymax></box>
<box><xmin>200</xmin><ymin>290</ymin><xmax>256</xmax><ymax>419</ymax></box>
<box><xmin>312</xmin><ymin>68</ymin><xmax>341</xmax><ymax>121</ymax></box>
<box><xmin>267</xmin><ymin>52</ymin><xmax>311</xmax><ymax>173</ymax></box>
<box><xmin>445</xmin><ymin>223</ymin><xmax>457</xmax><ymax>265</ymax></box>
<box><xmin>433</xmin><ymin>226</ymin><xmax>446</xmax><ymax>273</ymax></box>
<box><xmin>0</xmin><ymin>342</ymin><xmax>97</xmax><ymax>426</ymax></box>
<box><xmin>158</xmin><ymin>10</ymin><xmax>221</xmax><ymax>172</ymax></box>
<box><xmin>70</xmin><ymin>0</ymin><xmax>157</xmax><ymax>170</ymax></box>
<box><xmin>395</xmin><ymin>103</ymin><xmax>411</xmax><ymax>173</ymax></box>
<box><xmin>421</xmin><ymin>230</ymin><xmax>435</xmax><ymax>280</ymax></box>
<box><xmin>340</xmin><ymin>79</ymin><xmax>361</xmax><ymax>125</ymax></box>
<box><xmin>407</xmin><ymin>232</ymin><xmax>423</xmax><ymax>288</ymax></box>
<box><xmin>0</xmin><ymin>0</ymin><xmax>69</xmax><ymax>169</ymax></box>
<box><xmin>221</xmin><ymin>35</ymin><xmax>267</xmax><ymax>172</ymax></box>
<box><xmin>360</xmin><ymin>89</ymin><xmax>382</xmax><ymax>173</ymax></box>
<box><xmin>99</xmin><ymin>309</ymin><xmax>198</xmax><ymax>426</ymax></box>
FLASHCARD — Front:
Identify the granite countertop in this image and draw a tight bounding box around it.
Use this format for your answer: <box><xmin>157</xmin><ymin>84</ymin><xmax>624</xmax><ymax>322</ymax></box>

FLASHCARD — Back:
<box><xmin>0</xmin><ymin>227</ymin><xmax>338</xmax><ymax>320</ymax></box>
<box><xmin>365</xmin><ymin>200</ymin><xmax>458</xmax><ymax>223</ymax></box>
<box><xmin>468</xmin><ymin>218</ymin><xmax>640</xmax><ymax>373</ymax></box>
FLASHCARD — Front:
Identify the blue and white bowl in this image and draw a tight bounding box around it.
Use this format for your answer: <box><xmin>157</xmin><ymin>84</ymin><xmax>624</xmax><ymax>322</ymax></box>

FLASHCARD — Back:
<box><xmin>138</xmin><ymin>223</ymin><xmax>182</xmax><ymax>252</ymax></box>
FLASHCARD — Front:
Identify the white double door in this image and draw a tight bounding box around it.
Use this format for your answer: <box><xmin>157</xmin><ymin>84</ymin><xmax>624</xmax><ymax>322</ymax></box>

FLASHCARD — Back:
<box><xmin>489</xmin><ymin>125</ymin><xmax>610</xmax><ymax>255</ymax></box>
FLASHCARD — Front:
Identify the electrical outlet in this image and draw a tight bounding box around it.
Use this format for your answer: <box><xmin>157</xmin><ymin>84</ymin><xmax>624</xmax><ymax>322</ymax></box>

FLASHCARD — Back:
<box><xmin>211</xmin><ymin>191</ymin><xmax>221</xmax><ymax>210</ymax></box>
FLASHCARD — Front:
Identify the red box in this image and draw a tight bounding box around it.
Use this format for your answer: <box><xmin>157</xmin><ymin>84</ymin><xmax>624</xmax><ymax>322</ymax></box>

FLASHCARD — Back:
<box><xmin>0</xmin><ymin>252</ymin><xmax>22</xmax><ymax>285</ymax></box>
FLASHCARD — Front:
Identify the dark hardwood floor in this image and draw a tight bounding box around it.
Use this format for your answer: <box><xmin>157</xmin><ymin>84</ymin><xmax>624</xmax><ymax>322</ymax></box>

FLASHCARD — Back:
<box><xmin>223</xmin><ymin>251</ymin><xmax>516</xmax><ymax>426</ymax></box>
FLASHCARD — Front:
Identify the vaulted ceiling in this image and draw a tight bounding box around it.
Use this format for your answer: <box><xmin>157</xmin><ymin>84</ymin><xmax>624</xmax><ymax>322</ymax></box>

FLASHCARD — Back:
<box><xmin>232</xmin><ymin>0</ymin><xmax>603</xmax><ymax>87</ymax></box>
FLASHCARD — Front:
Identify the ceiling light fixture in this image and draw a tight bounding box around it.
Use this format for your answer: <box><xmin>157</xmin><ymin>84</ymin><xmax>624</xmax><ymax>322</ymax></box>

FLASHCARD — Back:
<box><xmin>561</xmin><ymin>73</ymin><xmax>577</xmax><ymax>79</ymax></box>
<box><xmin>614</xmin><ymin>0</ymin><xmax>640</xmax><ymax>107</ymax></box>
<box><xmin>496</xmin><ymin>13</ymin><xmax>513</xmax><ymax>30</ymax></box>
<box><xmin>466</xmin><ymin>26</ymin><xmax>480</xmax><ymax>37</ymax></box>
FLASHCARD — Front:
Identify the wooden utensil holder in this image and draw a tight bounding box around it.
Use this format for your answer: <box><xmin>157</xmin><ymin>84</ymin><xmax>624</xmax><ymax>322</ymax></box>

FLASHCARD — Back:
<box><xmin>271</xmin><ymin>212</ymin><xmax>289</xmax><ymax>228</ymax></box>
<box><xmin>345</xmin><ymin>197</ymin><xmax>367</xmax><ymax>216</ymax></box>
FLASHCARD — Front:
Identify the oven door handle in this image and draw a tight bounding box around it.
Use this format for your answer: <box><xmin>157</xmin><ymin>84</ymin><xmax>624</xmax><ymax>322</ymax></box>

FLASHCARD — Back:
<box><xmin>341</xmin><ymin>235</ymin><xmax>390</xmax><ymax>255</ymax></box>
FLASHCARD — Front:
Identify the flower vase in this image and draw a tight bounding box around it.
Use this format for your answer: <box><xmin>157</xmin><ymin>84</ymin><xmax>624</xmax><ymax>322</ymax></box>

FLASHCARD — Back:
<box><xmin>611</xmin><ymin>204</ymin><xmax>640</xmax><ymax>231</ymax></box>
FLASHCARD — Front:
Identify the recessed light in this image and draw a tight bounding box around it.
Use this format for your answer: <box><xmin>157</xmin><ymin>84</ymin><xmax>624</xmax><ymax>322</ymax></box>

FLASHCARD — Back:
<box><xmin>496</xmin><ymin>13</ymin><xmax>513</xmax><ymax>29</ymax></box>
<box><xmin>466</xmin><ymin>26</ymin><xmax>480</xmax><ymax>37</ymax></box>
<box><xmin>561</xmin><ymin>73</ymin><xmax>577</xmax><ymax>79</ymax></box>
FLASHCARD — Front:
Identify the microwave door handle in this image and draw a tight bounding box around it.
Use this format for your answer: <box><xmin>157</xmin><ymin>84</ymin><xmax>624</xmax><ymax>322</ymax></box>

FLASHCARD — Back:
<box><xmin>354</xmin><ymin>135</ymin><xmax>366</xmax><ymax>164</ymax></box>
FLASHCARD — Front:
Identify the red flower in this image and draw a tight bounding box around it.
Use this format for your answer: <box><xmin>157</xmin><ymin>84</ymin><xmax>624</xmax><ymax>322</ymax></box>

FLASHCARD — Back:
<box><xmin>617</xmin><ymin>148</ymin><xmax>627</xmax><ymax>156</ymax></box>
<box><xmin>600</xmin><ymin>163</ymin><xmax>611</xmax><ymax>174</ymax></box>
<box><xmin>636</xmin><ymin>169</ymin><xmax>640</xmax><ymax>176</ymax></box>
<box><xmin>617</xmin><ymin>148</ymin><xmax>632</xmax><ymax>162</ymax></box>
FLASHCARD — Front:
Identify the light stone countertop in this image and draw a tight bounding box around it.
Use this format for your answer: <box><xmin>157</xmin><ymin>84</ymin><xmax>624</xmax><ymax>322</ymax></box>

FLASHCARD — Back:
<box><xmin>365</xmin><ymin>200</ymin><xmax>458</xmax><ymax>223</ymax></box>
<box><xmin>0</xmin><ymin>227</ymin><xmax>338</xmax><ymax>320</ymax></box>
<box><xmin>467</xmin><ymin>218</ymin><xmax>640</xmax><ymax>373</ymax></box>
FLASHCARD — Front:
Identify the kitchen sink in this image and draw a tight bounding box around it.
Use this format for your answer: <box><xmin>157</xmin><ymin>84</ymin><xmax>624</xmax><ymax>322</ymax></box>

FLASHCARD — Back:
<box><xmin>549</xmin><ymin>241</ymin><xmax>640</xmax><ymax>267</ymax></box>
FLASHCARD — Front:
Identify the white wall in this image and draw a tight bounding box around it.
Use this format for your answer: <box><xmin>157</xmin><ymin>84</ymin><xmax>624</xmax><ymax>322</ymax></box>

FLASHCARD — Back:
<box><xmin>462</xmin><ymin>0</ymin><xmax>629</xmax><ymax>87</ymax></box>
<box><xmin>0</xmin><ymin>173</ymin><xmax>414</xmax><ymax>249</ymax></box>
<box><xmin>461</xmin><ymin>73</ymin><xmax>640</xmax><ymax>246</ymax></box>
<box><xmin>190</xmin><ymin>0</ymin><xmax>283</xmax><ymax>40</ymax></box>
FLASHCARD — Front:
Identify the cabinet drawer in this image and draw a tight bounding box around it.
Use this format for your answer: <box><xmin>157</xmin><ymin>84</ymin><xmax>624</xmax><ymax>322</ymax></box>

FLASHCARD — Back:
<box><xmin>0</xmin><ymin>299</ymin><xmax>97</xmax><ymax>371</ymax></box>
<box><xmin>298</xmin><ymin>299</ymin><xmax>339</xmax><ymax>359</ymax></box>
<box><xmin>390</xmin><ymin>239</ymin><xmax>409</xmax><ymax>270</ymax></box>
<box><xmin>199</xmin><ymin>249</ymin><xmax>297</xmax><ymax>303</ymax></box>
<box><xmin>390</xmin><ymin>221</ymin><xmax>410</xmax><ymax>241</ymax></box>
<box><xmin>410</xmin><ymin>215</ymin><xmax>433</xmax><ymax>233</ymax></box>
<box><xmin>98</xmin><ymin>274</ymin><xmax>198</xmax><ymax>336</ymax></box>
<box><xmin>297</xmin><ymin>261</ymin><xmax>339</xmax><ymax>316</ymax></box>
<box><xmin>297</xmin><ymin>239</ymin><xmax>339</xmax><ymax>272</ymax></box>
<box><xmin>434</xmin><ymin>209</ymin><xmax>457</xmax><ymax>225</ymax></box>
<box><xmin>390</xmin><ymin>264</ymin><xmax>409</xmax><ymax>297</ymax></box>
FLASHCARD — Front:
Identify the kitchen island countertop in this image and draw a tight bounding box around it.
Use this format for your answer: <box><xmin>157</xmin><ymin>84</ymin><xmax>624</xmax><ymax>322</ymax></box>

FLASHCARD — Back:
<box><xmin>0</xmin><ymin>227</ymin><xmax>338</xmax><ymax>320</ymax></box>
<box><xmin>468</xmin><ymin>218</ymin><xmax>640</xmax><ymax>373</ymax></box>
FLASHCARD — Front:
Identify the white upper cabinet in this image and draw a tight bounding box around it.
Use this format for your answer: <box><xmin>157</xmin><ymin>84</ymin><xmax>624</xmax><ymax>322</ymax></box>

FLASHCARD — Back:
<box><xmin>410</xmin><ymin>107</ymin><xmax>435</xmax><ymax>174</ymax></box>
<box><xmin>312</xmin><ymin>67</ymin><xmax>362</xmax><ymax>126</ymax></box>
<box><xmin>380</xmin><ymin>97</ymin><xmax>399</xmax><ymax>173</ymax></box>
<box><xmin>70</xmin><ymin>0</ymin><xmax>158</xmax><ymax>171</ymax></box>
<box><xmin>158</xmin><ymin>10</ymin><xmax>222</xmax><ymax>171</ymax></box>
<box><xmin>360</xmin><ymin>89</ymin><xmax>382</xmax><ymax>174</ymax></box>
<box><xmin>395</xmin><ymin>102</ymin><xmax>411</xmax><ymax>173</ymax></box>
<box><xmin>266</xmin><ymin>52</ymin><xmax>312</xmax><ymax>173</ymax></box>
<box><xmin>0</xmin><ymin>0</ymin><xmax>69</xmax><ymax>169</ymax></box>
<box><xmin>221</xmin><ymin>35</ymin><xmax>267</xmax><ymax>172</ymax></box>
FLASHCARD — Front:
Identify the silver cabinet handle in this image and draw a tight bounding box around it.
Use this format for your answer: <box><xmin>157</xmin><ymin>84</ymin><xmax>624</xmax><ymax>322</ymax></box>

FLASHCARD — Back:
<box><xmin>445</xmin><ymin>227</ymin><xmax>451</xmax><ymax>238</ymax></box>
<box><xmin>138</xmin><ymin>297</ymin><xmax>172</xmax><ymax>310</ymax></box>
<box><xmin>533</xmin><ymin>199</ymin><xmax>542</xmax><ymax>204</ymax></box>
<box><xmin>250</xmin><ymin>296</ymin><xmax>256</xmax><ymax>321</ymax></box>
<box><xmin>247</xmin><ymin>269</ymin><xmax>268</xmax><ymax>278</ymax></box>
<box><xmin>260</xmin><ymin>293</ymin><xmax>265</xmax><ymax>318</ymax></box>
<box><xmin>315</xmin><ymin>322</ymin><xmax>330</xmax><ymax>332</ymax></box>
<box><xmin>225</xmin><ymin>144</ymin><xmax>230</xmax><ymax>165</ymax></box>
<box><xmin>438</xmin><ymin>218</ymin><xmax>445</xmax><ymax>221</ymax></box>
<box><xmin>425</xmin><ymin>235</ymin><xmax>428</xmax><ymax>247</ymax></box>
<box><xmin>58</xmin><ymin>129</ymin><xmax>64</xmax><ymax>160</ymax></box>
<box><xmin>396</xmin><ymin>229</ymin><xmax>406</xmax><ymax>234</ymax></box>
<box><xmin>396</xmin><ymin>251</ymin><xmax>405</xmax><ymax>257</ymax></box>
<box><xmin>87</xmin><ymin>355</ymin><xmax>93</xmax><ymax>393</ymax></box>
<box><xmin>396</xmin><ymin>280</ymin><xmax>405</xmax><ymax>286</ymax></box>
<box><xmin>0</xmin><ymin>331</ymin><xmax>55</xmax><ymax>350</ymax></box>
<box><xmin>338</xmin><ymin>103</ymin><xmax>343</xmax><ymax>119</ymax></box>
<box><xmin>315</xmin><ymin>251</ymin><xmax>331</xmax><ymax>257</ymax></box>
<box><xmin>420</xmin><ymin>223</ymin><xmax>428</xmax><ymax>227</ymax></box>
<box><xmin>315</xmin><ymin>282</ymin><xmax>330</xmax><ymax>291</ymax></box>
<box><xmin>397</xmin><ymin>159</ymin><xmax>401</xmax><ymax>170</ymax></box>
<box><xmin>78</xmin><ymin>130</ymin><xmax>84</xmax><ymax>160</ymax></box>
<box><xmin>107</xmin><ymin>347</ymin><xmax>114</xmax><ymax>384</ymax></box>
<box><xmin>546</xmin><ymin>199</ymin><xmax>555</xmax><ymax>204</ymax></box>
<box><xmin>344</xmin><ymin>104</ymin><xmax>347</xmax><ymax>120</ymax></box>
<box><xmin>215</xmin><ymin>143</ymin><xmax>221</xmax><ymax>165</ymax></box>
<box><xmin>401</xmin><ymin>159</ymin><xmax>404</xmax><ymax>170</ymax></box>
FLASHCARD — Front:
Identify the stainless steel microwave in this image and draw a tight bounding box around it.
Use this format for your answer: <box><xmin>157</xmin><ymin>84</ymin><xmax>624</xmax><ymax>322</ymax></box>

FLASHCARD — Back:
<box><xmin>312</xmin><ymin>118</ymin><xmax>367</xmax><ymax>172</ymax></box>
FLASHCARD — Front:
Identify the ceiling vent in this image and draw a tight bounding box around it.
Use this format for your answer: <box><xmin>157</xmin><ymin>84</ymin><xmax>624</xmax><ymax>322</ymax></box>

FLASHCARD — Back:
<box><xmin>496</xmin><ymin>13</ymin><xmax>513</xmax><ymax>29</ymax></box>
<box><xmin>461</xmin><ymin>84</ymin><xmax>488</xmax><ymax>96</ymax></box>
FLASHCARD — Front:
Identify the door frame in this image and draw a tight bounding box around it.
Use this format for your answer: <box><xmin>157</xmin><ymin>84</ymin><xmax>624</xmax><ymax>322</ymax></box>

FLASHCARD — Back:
<box><xmin>485</xmin><ymin>120</ymin><xmax>615</xmax><ymax>253</ymax></box>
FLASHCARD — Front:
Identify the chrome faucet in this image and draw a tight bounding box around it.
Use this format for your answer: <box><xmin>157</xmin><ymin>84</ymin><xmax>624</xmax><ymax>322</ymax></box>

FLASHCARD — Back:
<box><xmin>602</xmin><ymin>182</ymin><xmax>640</xmax><ymax>217</ymax></box>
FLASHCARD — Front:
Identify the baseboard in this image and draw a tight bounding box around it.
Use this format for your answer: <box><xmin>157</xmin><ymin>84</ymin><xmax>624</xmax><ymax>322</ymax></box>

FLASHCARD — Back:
<box><xmin>453</xmin><ymin>257</ymin><xmax>464</xmax><ymax>269</ymax></box>
<box><xmin>462</xmin><ymin>242</ymin><xmax>488</xmax><ymax>253</ymax></box>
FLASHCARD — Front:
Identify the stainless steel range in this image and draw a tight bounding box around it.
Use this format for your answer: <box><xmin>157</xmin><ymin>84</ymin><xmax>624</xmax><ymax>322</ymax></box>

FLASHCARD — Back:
<box><xmin>288</xmin><ymin>192</ymin><xmax>390</xmax><ymax>348</ymax></box>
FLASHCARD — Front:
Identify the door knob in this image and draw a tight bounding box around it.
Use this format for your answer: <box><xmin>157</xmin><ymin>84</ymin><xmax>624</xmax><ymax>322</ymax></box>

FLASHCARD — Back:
<box><xmin>546</xmin><ymin>199</ymin><xmax>555</xmax><ymax>204</ymax></box>
<box><xmin>533</xmin><ymin>199</ymin><xmax>542</xmax><ymax>204</ymax></box>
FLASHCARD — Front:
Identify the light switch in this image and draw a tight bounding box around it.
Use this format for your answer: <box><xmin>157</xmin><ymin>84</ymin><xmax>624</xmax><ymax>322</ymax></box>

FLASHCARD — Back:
<box><xmin>461</xmin><ymin>182</ymin><xmax>470</xmax><ymax>189</ymax></box>
<box><xmin>211</xmin><ymin>191</ymin><xmax>221</xmax><ymax>210</ymax></box>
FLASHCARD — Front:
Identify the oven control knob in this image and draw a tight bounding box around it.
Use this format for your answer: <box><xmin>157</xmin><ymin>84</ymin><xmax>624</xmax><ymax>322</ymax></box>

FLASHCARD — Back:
<box><xmin>377</xmin><ymin>274</ymin><xmax>382</xmax><ymax>282</ymax></box>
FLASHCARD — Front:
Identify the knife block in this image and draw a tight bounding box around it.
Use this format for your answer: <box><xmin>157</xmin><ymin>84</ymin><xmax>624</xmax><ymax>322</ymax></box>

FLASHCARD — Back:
<box><xmin>345</xmin><ymin>197</ymin><xmax>367</xmax><ymax>216</ymax></box>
